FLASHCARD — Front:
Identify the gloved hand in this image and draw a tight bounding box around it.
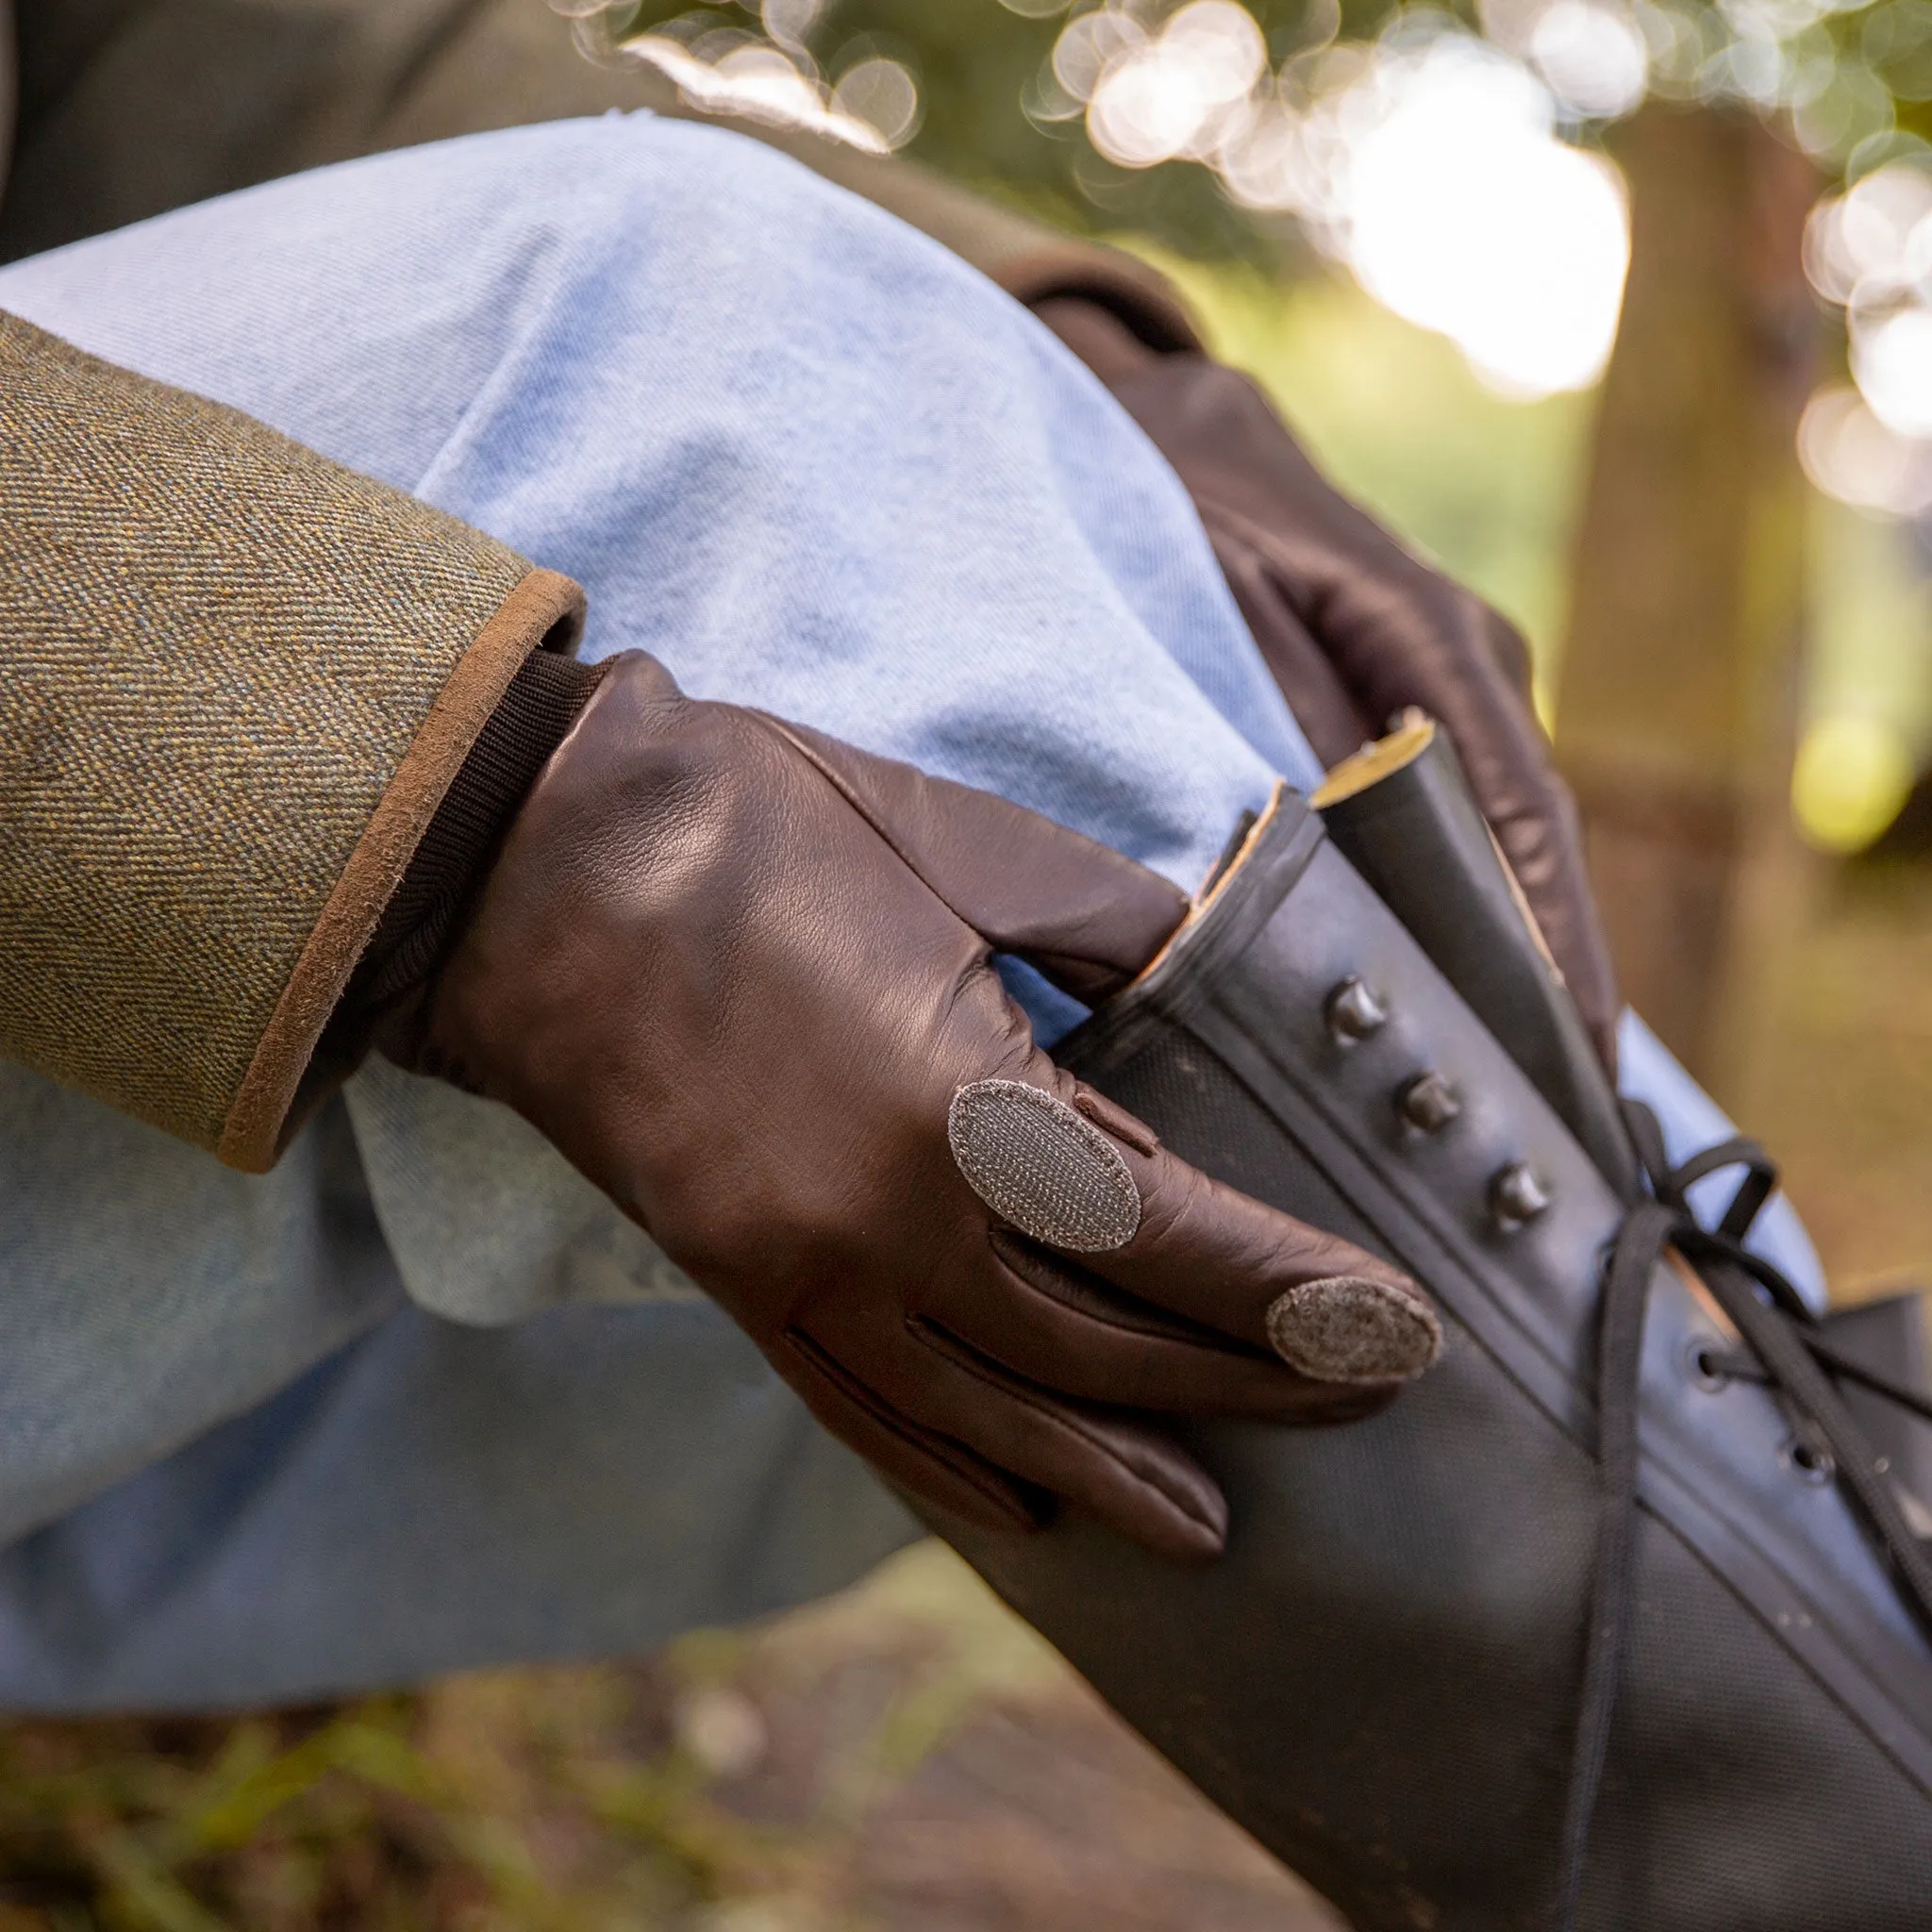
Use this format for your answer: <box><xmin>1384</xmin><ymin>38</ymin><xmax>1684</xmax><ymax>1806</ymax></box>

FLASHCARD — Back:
<box><xmin>386</xmin><ymin>651</ymin><xmax>1440</xmax><ymax>1562</ymax></box>
<box><xmin>1033</xmin><ymin>296</ymin><xmax>1620</xmax><ymax>1074</ymax></box>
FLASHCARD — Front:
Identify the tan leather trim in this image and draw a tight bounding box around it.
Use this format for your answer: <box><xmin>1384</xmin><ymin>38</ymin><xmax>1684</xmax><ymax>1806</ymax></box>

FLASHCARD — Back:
<box><xmin>217</xmin><ymin>566</ymin><xmax>587</xmax><ymax>1172</ymax></box>
<box><xmin>1124</xmin><ymin>780</ymin><xmax>1291</xmax><ymax>993</ymax></box>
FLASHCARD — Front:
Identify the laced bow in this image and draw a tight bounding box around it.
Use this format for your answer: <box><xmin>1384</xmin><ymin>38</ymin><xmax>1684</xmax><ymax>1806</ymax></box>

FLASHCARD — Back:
<box><xmin>1553</xmin><ymin>1103</ymin><xmax>1932</xmax><ymax>1932</ymax></box>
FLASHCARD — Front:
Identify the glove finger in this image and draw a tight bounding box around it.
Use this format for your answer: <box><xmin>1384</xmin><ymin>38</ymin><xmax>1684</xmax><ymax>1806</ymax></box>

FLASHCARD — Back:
<box><xmin>1482</xmin><ymin>604</ymin><xmax>1537</xmax><ymax>704</ymax></box>
<box><xmin>1317</xmin><ymin>585</ymin><xmax>1621</xmax><ymax>1074</ymax></box>
<box><xmin>942</xmin><ymin>1074</ymin><xmax>1444</xmax><ymax>1391</ymax></box>
<box><xmin>776</xmin><ymin>1326</ymin><xmax>1046</xmax><ymax>1537</ymax></box>
<box><xmin>1101</xmin><ymin>1141</ymin><xmax>1441</xmax><ymax>1384</ymax></box>
<box><xmin>945</xmin><ymin>1071</ymin><xmax>1441</xmax><ymax>1388</ymax></box>
<box><xmin>927</xmin><ymin>1231</ymin><xmax>1397</xmax><ymax>1420</ymax></box>
<box><xmin>753</xmin><ymin>712</ymin><xmax>1186</xmax><ymax>1005</ymax></box>
<box><xmin>900</xmin><ymin>1324</ymin><xmax>1233</xmax><ymax>1563</ymax></box>
<box><xmin>1482</xmin><ymin>767</ymin><xmax>1622</xmax><ymax>1075</ymax></box>
<box><xmin>785</xmin><ymin>1313</ymin><xmax>1229</xmax><ymax>1562</ymax></box>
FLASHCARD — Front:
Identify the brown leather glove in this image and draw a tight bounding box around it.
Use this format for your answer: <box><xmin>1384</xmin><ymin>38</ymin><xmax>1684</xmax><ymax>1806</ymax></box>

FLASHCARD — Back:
<box><xmin>1033</xmin><ymin>296</ymin><xmax>1620</xmax><ymax>1074</ymax></box>
<box><xmin>387</xmin><ymin>651</ymin><xmax>1440</xmax><ymax>1562</ymax></box>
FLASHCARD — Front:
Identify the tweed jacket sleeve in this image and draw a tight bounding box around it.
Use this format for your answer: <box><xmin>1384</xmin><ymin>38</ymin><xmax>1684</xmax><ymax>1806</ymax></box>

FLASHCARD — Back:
<box><xmin>0</xmin><ymin>308</ymin><xmax>585</xmax><ymax>1170</ymax></box>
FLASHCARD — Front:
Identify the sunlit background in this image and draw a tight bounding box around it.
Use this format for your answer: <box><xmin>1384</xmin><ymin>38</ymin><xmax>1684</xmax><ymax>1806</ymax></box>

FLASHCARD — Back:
<box><xmin>567</xmin><ymin>0</ymin><xmax>1637</xmax><ymax>394</ymax></box>
<box><xmin>558</xmin><ymin>0</ymin><xmax>1932</xmax><ymax>862</ymax></box>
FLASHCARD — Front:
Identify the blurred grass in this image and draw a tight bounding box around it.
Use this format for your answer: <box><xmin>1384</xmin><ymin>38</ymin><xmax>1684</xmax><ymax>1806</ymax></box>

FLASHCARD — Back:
<box><xmin>0</xmin><ymin>1546</ymin><xmax>1337</xmax><ymax>1932</ymax></box>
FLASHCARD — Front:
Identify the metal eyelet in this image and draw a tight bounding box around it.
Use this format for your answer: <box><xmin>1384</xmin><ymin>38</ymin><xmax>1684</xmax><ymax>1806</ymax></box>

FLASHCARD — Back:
<box><xmin>1398</xmin><ymin>1071</ymin><xmax>1461</xmax><ymax>1134</ymax></box>
<box><xmin>1490</xmin><ymin>1161</ymin><xmax>1552</xmax><ymax>1228</ymax></box>
<box><xmin>1686</xmin><ymin>1338</ymin><xmax>1730</xmax><ymax>1392</ymax></box>
<box><xmin>1781</xmin><ymin>1437</ymin><xmax>1836</xmax><ymax>1486</ymax></box>
<box><xmin>1326</xmin><ymin>976</ymin><xmax>1389</xmax><ymax>1042</ymax></box>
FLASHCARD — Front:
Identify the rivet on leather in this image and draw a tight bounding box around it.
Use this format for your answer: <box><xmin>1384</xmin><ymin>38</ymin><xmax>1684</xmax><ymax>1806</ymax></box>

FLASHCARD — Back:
<box><xmin>1399</xmin><ymin>1070</ymin><xmax>1462</xmax><ymax>1134</ymax></box>
<box><xmin>1491</xmin><ymin>1160</ymin><xmax>1553</xmax><ymax>1227</ymax></box>
<box><xmin>1325</xmin><ymin>975</ymin><xmax>1390</xmax><ymax>1041</ymax></box>
<box><xmin>948</xmin><ymin>1078</ymin><xmax>1141</xmax><ymax>1253</ymax></box>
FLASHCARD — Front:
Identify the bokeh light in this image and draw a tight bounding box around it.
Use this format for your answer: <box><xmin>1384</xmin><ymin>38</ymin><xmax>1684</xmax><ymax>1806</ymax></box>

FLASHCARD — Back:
<box><xmin>1791</xmin><ymin>711</ymin><xmax>1918</xmax><ymax>848</ymax></box>
<box><xmin>556</xmin><ymin>1</ymin><xmax>920</xmax><ymax>153</ymax></box>
<box><xmin>1052</xmin><ymin>8</ymin><xmax>1632</xmax><ymax>396</ymax></box>
<box><xmin>1482</xmin><ymin>0</ymin><xmax>1653</xmax><ymax>116</ymax></box>
<box><xmin>760</xmin><ymin>0</ymin><xmax>824</xmax><ymax>47</ymax></box>
<box><xmin>1340</xmin><ymin>44</ymin><xmax>1631</xmax><ymax>393</ymax></box>
<box><xmin>1804</xmin><ymin>161</ymin><xmax>1932</xmax><ymax>305</ymax></box>
<box><xmin>1531</xmin><ymin>0</ymin><xmax>1652</xmax><ymax>116</ymax></box>
<box><xmin>1853</xmin><ymin>305</ymin><xmax>1932</xmax><ymax>434</ymax></box>
<box><xmin>835</xmin><ymin>55</ymin><xmax>924</xmax><ymax>149</ymax></box>
<box><xmin>1085</xmin><ymin>2</ymin><xmax>1268</xmax><ymax>169</ymax></box>
<box><xmin>571</xmin><ymin>1</ymin><xmax>1932</xmax><ymax>542</ymax></box>
<box><xmin>1803</xmin><ymin>162</ymin><xmax>1932</xmax><ymax>514</ymax></box>
<box><xmin>1799</xmin><ymin>382</ymin><xmax>1932</xmax><ymax>512</ymax></box>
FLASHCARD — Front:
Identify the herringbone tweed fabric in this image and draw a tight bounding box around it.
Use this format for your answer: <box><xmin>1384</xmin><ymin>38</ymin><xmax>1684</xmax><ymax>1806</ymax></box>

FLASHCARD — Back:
<box><xmin>0</xmin><ymin>309</ymin><xmax>580</xmax><ymax>1165</ymax></box>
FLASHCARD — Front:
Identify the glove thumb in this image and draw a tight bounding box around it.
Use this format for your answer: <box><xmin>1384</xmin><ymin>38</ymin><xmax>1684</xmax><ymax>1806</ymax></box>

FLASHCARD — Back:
<box><xmin>755</xmin><ymin>715</ymin><xmax>1189</xmax><ymax>1004</ymax></box>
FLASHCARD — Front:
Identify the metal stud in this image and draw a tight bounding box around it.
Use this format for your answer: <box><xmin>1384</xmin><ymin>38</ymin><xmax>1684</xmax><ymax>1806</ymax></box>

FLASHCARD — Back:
<box><xmin>1491</xmin><ymin>1161</ymin><xmax>1552</xmax><ymax>1227</ymax></box>
<box><xmin>1399</xmin><ymin>1072</ymin><xmax>1461</xmax><ymax>1134</ymax></box>
<box><xmin>1326</xmin><ymin>976</ymin><xmax>1389</xmax><ymax>1042</ymax></box>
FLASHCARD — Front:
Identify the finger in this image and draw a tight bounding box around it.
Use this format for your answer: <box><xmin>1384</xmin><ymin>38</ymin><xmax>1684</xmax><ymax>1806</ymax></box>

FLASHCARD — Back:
<box><xmin>945</xmin><ymin>1074</ymin><xmax>1441</xmax><ymax>1386</ymax></box>
<box><xmin>1484</xmin><ymin>774</ymin><xmax>1622</xmax><ymax>1075</ymax></box>
<box><xmin>776</xmin><ymin>1326</ymin><xmax>1047</xmax><ymax>1538</ymax></box>
<box><xmin>901</xmin><ymin>1323</ymin><xmax>1232</xmax><ymax>1563</ymax></box>
<box><xmin>754</xmin><ymin>712</ymin><xmax>1186</xmax><ymax>1003</ymax></box>
<box><xmin>923</xmin><ymin>1230</ymin><xmax>1393</xmax><ymax>1420</ymax></box>
<box><xmin>788</xmin><ymin>1314</ymin><xmax>1230</xmax><ymax>1562</ymax></box>
<box><xmin>1482</xmin><ymin>605</ymin><xmax>1537</xmax><ymax>704</ymax></box>
<box><xmin>1101</xmin><ymin>1140</ymin><xmax>1442</xmax><ymax>1383</ymax></box>
<box><xmin>1325</xmin><ymin>588</ymin><xmax>1622</xmax><ymax>1074</ymax></box>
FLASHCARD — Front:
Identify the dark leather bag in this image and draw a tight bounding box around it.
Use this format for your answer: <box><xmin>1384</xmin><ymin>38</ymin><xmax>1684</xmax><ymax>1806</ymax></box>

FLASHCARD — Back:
<box><xmin>920</xmin><ymin>757</ymin><xmax>1932</xmax><ymax>1931</ymax></box>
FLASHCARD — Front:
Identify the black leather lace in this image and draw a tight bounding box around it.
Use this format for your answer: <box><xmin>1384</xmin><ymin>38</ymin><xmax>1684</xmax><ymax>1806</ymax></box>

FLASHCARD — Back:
<box><xmin>1553</xmin><ymin>1102</ymin><xmax>1932</xmax><ymax>1931</ymax></box>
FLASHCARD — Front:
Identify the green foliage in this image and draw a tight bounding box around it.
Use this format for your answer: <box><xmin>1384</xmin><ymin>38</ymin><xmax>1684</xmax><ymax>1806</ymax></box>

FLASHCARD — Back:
<box><xmin>603</xmin><ymin>0</ymin><xmax>1932</xmax><ymax>264</ymax></box>
<box><xmin>609</xmin><ymin>0</ymin><xmax>1412</xmax><ymax>256</ymax></box>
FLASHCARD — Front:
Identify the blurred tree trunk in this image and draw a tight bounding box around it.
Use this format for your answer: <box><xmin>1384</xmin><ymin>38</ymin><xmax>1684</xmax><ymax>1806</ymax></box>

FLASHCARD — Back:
<box><xmin>1554</xmin><ymin>105</ymin><xmax>1819</xmax><ymax>1102</ymax></box>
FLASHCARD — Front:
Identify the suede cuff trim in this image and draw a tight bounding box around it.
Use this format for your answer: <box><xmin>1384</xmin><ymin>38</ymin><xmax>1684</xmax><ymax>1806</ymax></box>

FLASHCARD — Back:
<box><xmin>348</xmin><ymin>644</ymin><xmax>608</xmax><ymax>1012</ymax></box>
<box><xmin>299</xmin><ymin>642</ymin><xmax>607</xmax><ymax>1104</ymax></box>
<box><xmin>216</xmin><ymin>565</ymin><xmax>586</xmax><ymax>1171</ymax></box>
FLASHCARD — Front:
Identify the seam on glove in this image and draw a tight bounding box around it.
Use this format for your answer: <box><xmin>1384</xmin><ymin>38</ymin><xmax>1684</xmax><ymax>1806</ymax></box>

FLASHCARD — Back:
<box><xmin>906</xmin><ymin>1316</ymin><xmax>1223</xmax><ymax>1537</ymax></box>
<box><xmin>780</xmin><ymin>1326</ymin><xmax>1040</xmax><ymax>1530</ymax></box>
